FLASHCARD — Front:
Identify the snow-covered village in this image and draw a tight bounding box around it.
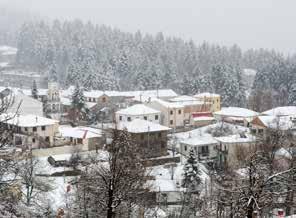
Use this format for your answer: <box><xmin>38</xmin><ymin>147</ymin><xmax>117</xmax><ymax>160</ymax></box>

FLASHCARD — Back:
<box><xmin>1</xmin><ymin>1</ymin><xmax>296</xmax><ymax>218</ymax></box>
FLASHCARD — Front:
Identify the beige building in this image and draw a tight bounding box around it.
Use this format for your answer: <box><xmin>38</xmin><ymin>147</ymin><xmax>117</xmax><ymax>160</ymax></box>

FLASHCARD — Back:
<box><xmin>146</xmin><ymin>99</ymin><xmax>184</xmax><ymax>129</ymax></box>
<box><xmin>194</xmin><ymin>92</ymin><xmax>221</xmax><ymax>112</ymax></box>
<box><xmin>169</xmin><ymin>95</ymin><xmax>211</xmax><ymax>124</ymax></box>
<box><xmin>0</xmin><ymin>114</ymin><xmax>59</xmax><ymax>149</ymax></box>
<box><xmin>215</xmin><ymin>134</ymin><xmax>257</xmax><ymax>169</ymax></box>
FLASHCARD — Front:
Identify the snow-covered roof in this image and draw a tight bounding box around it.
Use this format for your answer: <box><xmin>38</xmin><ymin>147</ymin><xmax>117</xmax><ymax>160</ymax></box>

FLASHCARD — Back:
<box><xmin>60</xmin><ymin>96</ymin><xmax>71</xmax><ymax>106</ymax></box>
<box><xmin>254</xmin><ymin>115</ymin><xmax>294</xmax><ymax>130</ymax></box>
<box><xmin>243</xmin><ymin>68</ymin><xmax>257</xmax><ymax>76</ymax></box>
<box><xmin>115</xmin><ymin>119</ymin><xmax>171</xmax><ymax>133</ymax></box>
<box><xmin>215</xmin><ymin>134</ymin><xmax>256</xmax><ymax>144</ymax></box>
<box><xmin>194</xmin><ymin>92</ymin><xmax>220</xmax><ymax>98</ymax></box>
<box><xmin>116</xmin><ymin>104</ymin><xmax>160</xmax><ymax>116</ymax></box>
<box><xmin>7</xmin><ymin>91</ymin><xmax>43</xmax><ymax>117</ymax></box>
<box><xmin>60</xmin><ymin>96</ymin><xmax>96</xmax><ymax>109</ymax></box>
<box><xmin>151</xmin><ymin>98</ymin><xmax>184</xmax><ymax>109</ymax></box>
<box><xmin>214</xmin><ymin>107</ymin><xmax>258</xmax><ymax>118</ymax></box>
<box><xmin>275</xmin><ymin>148</ymin><xmax>292</xmax><ymax>160</ymax></box>
<box><xmin>181</xmin><ymin>136</ymin><xmax>218</xmax><ymax>146</ymax></box>
<box><xmin>0</xmin><ymin>113</ymin><xmax>58</xmax><ymax>127</ymax></box>
<box><xmin>59</xmin><ymin>126</ymin><xmax>102</xmax><ymax>139</ymax></box>
<box><xmin>262</xmin><ymin>106</ymin><xmax>296</xmax><ymax>117</ymax></box>
<box><xmin>170</xmin><ymin>95</ymin><xmax>198</xmax><ymax>102</ymax></box>
<box><xmin>77</xmin><ymin>89</ymin><xmax>178</xmax><ymax>100</ymax></box>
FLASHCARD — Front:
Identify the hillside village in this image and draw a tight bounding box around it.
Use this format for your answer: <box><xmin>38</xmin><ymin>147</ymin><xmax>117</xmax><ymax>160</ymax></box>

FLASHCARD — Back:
<box><xmin>0</xmin><ymin>5</ymin><xmax>296</xmax><ymax>214</ymax></box>
<box><xmin>1</xmin><ymin>74</ymin><xmax>296</xmax><ymax>216</ymax></box>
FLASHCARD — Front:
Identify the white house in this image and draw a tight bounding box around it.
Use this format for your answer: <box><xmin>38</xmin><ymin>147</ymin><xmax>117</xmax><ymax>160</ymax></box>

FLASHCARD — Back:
<box><xmin>58</xmin><ymin>126</ymin><xmax>104</xmax><ymax>150</ymax></box>
<box><xmin>0</xmin><ymin>113</ymin><xmax>59</xmax><ymax>149</ymax></box>
<box><xmin>180</xmin><ymin>136</ymin><xmax>218</xmax><ymax>162</ymax></box>
<box><xmin>115</xmin><ymin>104</ymin><xmax>161</xmax><ymax>124</ymax></box>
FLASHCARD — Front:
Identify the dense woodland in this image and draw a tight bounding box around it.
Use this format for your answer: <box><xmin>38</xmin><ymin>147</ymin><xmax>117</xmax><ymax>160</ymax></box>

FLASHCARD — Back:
<box><xmin>2</xmin><ymin>10</ymin><xmax>296</xmax><ymax>109</ymax></box>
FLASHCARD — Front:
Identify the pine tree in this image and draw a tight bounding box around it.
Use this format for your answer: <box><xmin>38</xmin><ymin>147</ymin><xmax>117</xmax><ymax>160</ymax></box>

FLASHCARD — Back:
<box><xmin>31</xmin><ymin>80</ymin><xmax>38</xmax><ymax>99</ymax></box>
<box><xmin>71</xmin><ymin>84</ymin><xmax>85</xmax><ymax>123</ymax></box>
<box><xmin>182</xmin><ymin>148</ymin><xmax>201</xmax><ymax>192</ymax></box>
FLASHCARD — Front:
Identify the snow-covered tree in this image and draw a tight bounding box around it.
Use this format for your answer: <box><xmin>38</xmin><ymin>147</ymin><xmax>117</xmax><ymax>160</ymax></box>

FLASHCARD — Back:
<box><xmin>70</xmin><ymin>130</ymin><xmax>149</xmax><ymax>218</ymax></box>
<box><xmin>182</xmin><ymin>149</ymin><xmax>202</xmax><ymax>191</ymax></box>
<box><xmin>71</xmin><ymin>84</ymin><xmax>85</xmax><ymax>122</ymax></box>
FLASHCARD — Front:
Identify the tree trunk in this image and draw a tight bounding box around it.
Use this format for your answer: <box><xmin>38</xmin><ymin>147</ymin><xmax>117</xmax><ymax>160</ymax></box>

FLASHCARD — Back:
<box><xmin>107</xmin><ymin>188</ymin><xmax>115</xmax><ymax>218</ymax></box>
<box><xmin>247</xmin><ymin>207</ymin><xmax>253</xmax><ymax>218</ymax></box>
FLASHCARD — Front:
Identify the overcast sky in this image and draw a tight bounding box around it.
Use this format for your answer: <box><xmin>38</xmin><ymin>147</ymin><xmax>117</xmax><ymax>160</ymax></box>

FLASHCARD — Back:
<box><xmin>1</xmin><ymin>0</ymin><xmax>295</xmax><ymax>54</ymax></box>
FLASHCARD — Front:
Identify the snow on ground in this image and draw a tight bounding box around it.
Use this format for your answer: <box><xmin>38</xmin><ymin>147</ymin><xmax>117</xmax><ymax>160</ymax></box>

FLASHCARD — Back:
<box><xmin>0</xmin><ymin>45</ymin><xmax>17</xmax><ymax>55</ymax></box>
<box><xmin>148</xmin><ymin>162</ymin><xmax>209</xmax><ymax>192</ymax></box>
<box><xmin>170</xmin><ymin>122</ymin><xmax>249</xmax><ymax>150</ymax></box>
<box><xmin>0</xmin><ymin>62</ymin><xmax>9</xmax><ymax>67</ymax></box>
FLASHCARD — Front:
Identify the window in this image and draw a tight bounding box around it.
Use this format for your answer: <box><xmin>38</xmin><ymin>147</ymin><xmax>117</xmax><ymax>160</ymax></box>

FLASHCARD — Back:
<box><xmin>184</xmin><ymin>145</ymin><xmax>187</xmax><ymax>151</ymax></box>
<box><xmin>170</xmin><ymin>110</ymin><xmax>173</xmax><ymax>115</ymax></box>
<box><xmin>200</xmin><ymin>146</ymin><xmax>209</xmax><ymax>156</ymax></box>
<box><xmin>32</xmin><ymin>138</ymin><xmax>35</xmax><ymax>143</ymax></box>
<box><xmin>170</xmin><ymin>120</ymin><xmax>173</xmax><ymax>125</ymax></box>
<box><xmin>178</xmin><ymin>109</ymin><xmax>182</xmax><ymax>114</ymax></box>
<box><xmin>158</xmin><ymin>132</ymin><xmax>162</xmax><ymax>138</ymax></box>
<box><xmin>155</xmin><ymin>115</ymin><xmax>159</xmax><ymax>120</ymax></box>
<box><xmin>102</xmin><ymin>97</ymin><xmax>106</xmax><ymax>103</ymax></box>
<box><xmin>93</xmin><ymin>98</ymin><xmax>96</xmax><ymax>102</ymax></box>
<box><xmin>33</xmin><ymin>127</ymin><xmax>37</xmax><ymax>132</ymax></box>
<box><xmin>45</xmin><ymin>137</ymin><xmax>50</xmax><ymax>142</ymax></box>
<box><xmin>77</xmin><ymin>138</ymin><xmax>83</xmax><ymax>144</ymax></box>
<box><xmin>24</xmin><ymin>127</ymin><xmax>28</xmax><ymax>131</ymax></box>
<box><xmin>41</xmin><ymin>126</ymin><xmax>46</xmax><ymax>131</ymax></box>
<box><xmin>119</xmin><ymin>116</ymin><xmax>122</xmax><ymax>121</ymax></box>
<box><xmin>144</xmin><ymin>116</ymin><xmax>147</xmax><ymax>120</ymax></box>
<box><xmin>127</xmin><ymin>117</ymin><xmax>131</xmax><ymax>122</ymax></box>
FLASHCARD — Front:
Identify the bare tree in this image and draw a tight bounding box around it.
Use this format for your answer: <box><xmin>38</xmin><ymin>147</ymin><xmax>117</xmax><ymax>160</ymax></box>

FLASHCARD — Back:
<box><xmin>71</xmin><ymin>129</ymin><xmax>150</xmax><ymax>218</ymax></box>
<box><xmin>18</xmin><ymin>152</ymin><xmax>53</xmax><ymax>215</ymax></box>
<box><xmin>215</xmin><ymin>128</ymin><xmax>296</xmax><ymax>218</ymax></box>
<box><xmin>0</xmin><ymin>93</ymin><xmax>22</xmax><ymax>217</ymax></box>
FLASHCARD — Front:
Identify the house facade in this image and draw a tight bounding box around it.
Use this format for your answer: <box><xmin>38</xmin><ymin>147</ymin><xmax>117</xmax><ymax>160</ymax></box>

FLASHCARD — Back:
<box><xmin>115</xmin><ymin>104</ymin><xmax>161</xmax><ymax>124</ymax></box>
<box><xmin>0</xmin><ymin>114</ymin><xmax>59</xmax><ymax>149</ymax></box>
<box><xmin>194</xmin><ymin>92</ymin><xmax>221</xmax><ymax>112</ymax></box>
<box><xmin>115</xmin><ymin>119</ymin><xmax>171</xmax><ymax>158</ymax></box>
<box><xmin>180</xmin><ymin>136</ymin><xmax>218</xmax><ymax>163</ymax></box>
<box><xmin>146</xmin><ymin>99</ymin><xmax>184</xmax><ymax>129</ymax></box>
<box><xmin>58</xmin><ymin>126</ymin><xmax>104</xmax><ymax>151</ymax></box>
<box><xmin>215</xmin><ymin>134</ymin><xmax>257</xmax><ymax>169</ymax></box>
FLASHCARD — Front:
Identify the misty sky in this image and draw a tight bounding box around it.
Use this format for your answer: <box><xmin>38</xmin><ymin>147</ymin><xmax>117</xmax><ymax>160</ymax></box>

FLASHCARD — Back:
<box><xmin>1</xmin><ymin>0</ymin><xmax>296</xmax><ymax>54</ymax></box>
